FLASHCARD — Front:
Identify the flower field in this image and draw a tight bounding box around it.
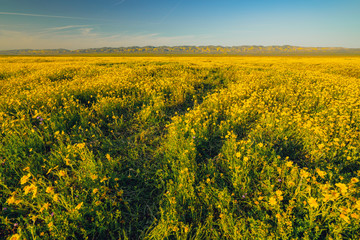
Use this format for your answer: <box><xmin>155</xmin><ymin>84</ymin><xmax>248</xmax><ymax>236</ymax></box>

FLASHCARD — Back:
<box><xmin>1</xmin><ymin>56</ymin><xmax>360</xmax><ymax>239</ymax></box>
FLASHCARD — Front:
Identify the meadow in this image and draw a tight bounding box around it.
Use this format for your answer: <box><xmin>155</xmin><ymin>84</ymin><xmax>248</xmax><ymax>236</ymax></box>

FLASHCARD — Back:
<box><xmin>1</xmin><ymin>56</ymin><xmax>360</xmax><ymax>239</ymax></box>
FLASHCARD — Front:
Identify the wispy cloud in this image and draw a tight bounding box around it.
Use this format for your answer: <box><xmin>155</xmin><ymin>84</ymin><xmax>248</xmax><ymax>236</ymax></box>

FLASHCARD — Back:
<box><xmin>46</xmin><ymin>25</ymin><xmax>92</xmax><ymax>31</ymax></box>
<box><xmin>158</xmin><ymin>0</ymin><xmax>183</xmax><ymax>23</ymax></box>
<box><xmin>114</xmin><ymin>0</ymin><xmax>126</xmax><ymax>6</ymax></box>
<box><xmin>0</xmin><ymin>11</ymin><xmax>93</xmax><ymax>20</ymax></box>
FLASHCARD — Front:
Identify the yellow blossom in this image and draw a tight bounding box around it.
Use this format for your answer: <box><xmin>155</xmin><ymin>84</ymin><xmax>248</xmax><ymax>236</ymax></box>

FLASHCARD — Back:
<box><xmin>269</xmin><ymin>197</ymin><xmax>277</xmax><ymax>206</ymax></box>
<box><xmin>6</xmin><ymin>195</ymin><xmax>16</xmax><ymax>204</ymax></box>
<box><xmin>350</xmin><ymin>177</ymin><xmax>359</xmax><ymax>184</ymax></box>
<box><xmin>40</xmin><ymin>202</ymin><xmax>50</xmax><ymax>212</ymax></box>
<box><xmin>23</xmin><ymin>166</ymin><xmax>30</xmax><ymax>171</ymax></box>
<box><xmin>59</xmin><ymin>170</ymin><xmax>67</xmax><ymax>177</ymax></box>
<box><xmin>9</xmin><ymin>234</ymin><xmax>21</xmax><ymax>240</ymax></box>
<box><xmin>322</xmin><ymin>193</ymin><xmax>332</xmax><ymax>202</ymax></box>
<box><xmin>285</xmin><ymin>161</ymin><xmax>293</xmax><ymax>168</ymax></box>
<box><xmin>300</xmin><ymin>169</ymin><xmax>310</xmax><ymax>179</ymax></box>
<box><xmin>20</xmin><ymin>173</ymin><xmax>31</xmax><ymax>185</ymax></box>
<box><xmin>91</xmin><ymin>174</ymin><xmax>98</xmax><ymax>180</ymax></box>
<box><xmin>316</xmin><ymin>168</ymin><xmax>326</xmax><ymax>179</ymax></box>
<box><xmin>100</xmin><ymin>177</ymin><xmax>109</xmax><ymax>183</ymax></box>
<box><xmin>92</xmin><ymin>188</ymin><xmax>99</xmax><ymax>194</ymax></box>
<box><xmin>308</xmin><ymin>197</ymin><xmax>319</xmax><ymax>208</ymax></box>
<box><xmin>288</xmin><ymin>181</ymin><xmax>295</xmax><ymax>187</ymax></box>
<box><xmin>46</xmin><ymin>186</ymin><xmax>55</xmax><ymax>194</ymax></box>
<box><xmin>339</xmin><ymin>213</ymin><xmax>350</xmax><ymax>223</ymax></box>
<box><xmin>53</xmin><ymin>194</ymin><xmax>59</xmax><ymax>202</ymax></box>
<box><xmin>355</xmin><ymin>200</ymin><xmax>360</xmax><ymax>210</ymax></box>
<box><xmin>75</xmin><ymin>202</ymin><xmax>83</xmax><ymax>210</ymax></box>
<box><xmin>76</xmin><ymin>143</ymin><xmax>86</xmax><ymax>149</ymax></box>
<box><xmin>24</xmin><ymin>184</ymin><xmax>38</xmax><ymax>198</ymax></box>
<box><xmin>335</xmin><ymin>183</ymin><xmax>348</xmax><ymax>195</ymax></box>
<box><xmin>48</xmin><ymin>222</ymin><xmax>54</xmax><ymax>229</ymax></box>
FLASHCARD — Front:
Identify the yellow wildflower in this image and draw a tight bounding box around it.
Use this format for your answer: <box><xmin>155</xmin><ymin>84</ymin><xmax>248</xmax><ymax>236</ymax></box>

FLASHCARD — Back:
<box><xmin>322</xmin><ymin>193</ymin><xmax>332</xmax><ymax>202</ymax></box>
<box><xmin>23</xmin><ymin>166</ymin><xmax>30</xmax><ymax>171</ymax></box>
<box><xmin>9</xmin><ymin>234</ymin><xmax>21</xmax><ymax>240</ymax></box>
<box><xmin>48</xmin><ymin>222</ymin><xmax>54</xmax><ymax>229</ymax></box>
<box><xmin>308</xmin><ymin>197</ymin><xmax>319</xmax><ymax>208</ymax></box>
<box><xmin>351</xmin><ymin>177</ymin><xmax>359</xmax><ymax>184</ymax></box>
<box><xmin>40</xmin><ymin>202</ymin><xmax>50</xmax><ymax>212</ymax></box>
<box><xmin>92</xmin><ymin>188</ymin><xmax>99</xmax><ymax>194</ymax></box>
<box><xmin>24</xmin><ymin>184</ymin><xmax>37</xmax><ymax>198</ymax></box>
<box><xmin>6</xmin><ymin>195</ymin><xmax>16</xmax><ymax>204</ymax></box>
<box><xmin>288</xmin><ymin>181</ymin><xmax>295</xmax><ymax>187</ymax></box>
<box><xmin>106</xmin><ymin>153</ymin><xmax>111</xmax><ymax>161</ymax></box>
<box><xmin>53</xmin><ymin>194</ymin><xmax>59</xmax><ymax>202</ymax></box>
<box><xmin>59</xmin><ymin>170</ymin><xmax>66</xmax><ymax>177</ymax></box>
<box><xmin>300</xmin><ymin>169</ymin><xmax>310</xmax><ymax>179</ymax></box>
<box><xmin>75</xmin><ymin>202</ymin><xmax>83</xmax><ymax>210</ymax></box>
<box><xmin>316</xmin><ymin>168</ymin><xmax>326</xmax><ymax>179</ymax></box>
<box><xmin>339</xmin><ymin>213</ymin><xmax>350</xmax><ymax>223</ymax></box>
<box><xmin>351</xmin><ymin>213</ymin><xmax>359</xmax><ymax>219</ymax></box>
<box><xmin>100</xmin><ymin>177</ymin><xmax>109</xmax><ymax>183</ymax></box>
<box><xmin>269</xmin><ymin>197</ymin><xmax>277</xmax><ymax>206</ymax></box>
<box><xmin>76</xmin><ymin>143</ymin><xmax>86</xmax><ymax>149</ymax></box>
<box><xmin>335</xmin><ymin>183</ymin><xmax>348</xmax><ymax>195</ymax></box>
<box><xmin>46</xmin><ymin>186</ymin><xmax>55</xmax><ymax>194</ymax></box>
<box><xmin>90</xmin><ymin>174</ymin><xmax>98</xmax><ymax>180</ymax></box>
<box><xmin>20</xmin><ymin>173</ymin><xmax>31</xmax><ymax>185</ymax></box>
<box><xmin>355</xmin><ymin>200</ymin><xmax>360</xmax><ymax>210</ymax></box>
<box><xmin>285</xmin><ymin>161</ymin><xmax>293</xmax><ymax>167</ymax></box>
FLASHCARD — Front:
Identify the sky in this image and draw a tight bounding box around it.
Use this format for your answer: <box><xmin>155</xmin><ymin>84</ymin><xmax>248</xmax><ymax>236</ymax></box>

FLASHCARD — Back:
<box><xmin>0</xmin><ymin>0</ymin><xmax>360</xmax><ymax>50</ymax></box>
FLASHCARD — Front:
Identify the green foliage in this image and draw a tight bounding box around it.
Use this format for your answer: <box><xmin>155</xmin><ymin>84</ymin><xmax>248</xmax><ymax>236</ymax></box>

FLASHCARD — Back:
<box><xmin>1</xmin><ymin>56</ymin><xmax>360</xmax><ymax>239</ymax></box>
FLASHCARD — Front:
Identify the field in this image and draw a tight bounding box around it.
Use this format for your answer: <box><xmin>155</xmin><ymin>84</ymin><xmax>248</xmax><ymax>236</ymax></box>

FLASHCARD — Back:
<box><xmin>1</xmin><ymin>56</ymin><xmax>360</xmax><ymax>239</ymax></box>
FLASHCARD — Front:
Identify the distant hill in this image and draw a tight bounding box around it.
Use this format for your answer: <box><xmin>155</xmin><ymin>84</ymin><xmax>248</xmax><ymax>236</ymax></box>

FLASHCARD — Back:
<box><xmin>1</xmin><ymin>45</ymin><xmax>360</xmax><ymax>55</ymax></box>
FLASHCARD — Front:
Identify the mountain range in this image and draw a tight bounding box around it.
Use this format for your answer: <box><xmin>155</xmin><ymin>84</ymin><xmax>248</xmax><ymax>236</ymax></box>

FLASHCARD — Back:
<box><xmin>1</xmin><ymin>45</ymin><xmax>360</xmax><ymax>55</ymax></box>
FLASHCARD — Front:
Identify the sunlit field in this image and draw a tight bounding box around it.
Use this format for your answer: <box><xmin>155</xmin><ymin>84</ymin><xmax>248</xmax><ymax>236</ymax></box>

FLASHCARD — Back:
<box><xmin>1</xmin><ymin>56</ymin><xmax>360</xmax><ymax>239</ymax></box>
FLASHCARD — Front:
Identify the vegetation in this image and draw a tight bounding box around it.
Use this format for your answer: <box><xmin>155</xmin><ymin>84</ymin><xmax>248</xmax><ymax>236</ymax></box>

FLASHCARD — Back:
<box><xmin>1</xmin><ymin>45</ymin><xmax>360</xmax><ymax>56</ymax></box>
<box><xmin>1</xmin><ymin>56</ymin><xmax>360</xmax><ymax>239</ymax></box>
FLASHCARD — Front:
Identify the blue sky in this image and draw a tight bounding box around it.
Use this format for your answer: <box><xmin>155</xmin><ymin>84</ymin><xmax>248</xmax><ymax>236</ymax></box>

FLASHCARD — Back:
<box><xmin>0</xmin><ymin>0</ymin><xmax>359</xmax><ymax>50</ymax></box>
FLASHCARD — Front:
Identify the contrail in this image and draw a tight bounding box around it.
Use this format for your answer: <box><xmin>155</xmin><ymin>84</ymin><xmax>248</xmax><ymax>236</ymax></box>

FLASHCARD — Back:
<box><xmin>0</xmin><ymin>12</ymin><xmax>93</xmax><ymax>20</ymax></box>
<box><xmin>159</xmin><ymin>0</ymin><xmax>183</xmax><ymax>23</ymax></box>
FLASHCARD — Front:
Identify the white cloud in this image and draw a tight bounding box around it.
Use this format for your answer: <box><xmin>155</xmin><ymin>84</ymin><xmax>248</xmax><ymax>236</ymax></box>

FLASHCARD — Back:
<box><xmin>0</xmin><ymin>11</ymin><xmax>92</xmax><ymax>20</ymax></box>
<box><xmin>45</xmin><ymin>25</ymin><xmax>92</xmax><ymax>31</ymax></box>
<box><xmin>113</xmin><ymin>0</ymin><xmax>126</xmax><ymax>6</ymax></box>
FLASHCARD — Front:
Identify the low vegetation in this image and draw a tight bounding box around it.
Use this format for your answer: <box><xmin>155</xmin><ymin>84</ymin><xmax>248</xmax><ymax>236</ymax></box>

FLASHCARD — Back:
<box><xmin>1</xmin><ymin>56</ymin><xmax>360</xmax><ymax>239</ymax></box>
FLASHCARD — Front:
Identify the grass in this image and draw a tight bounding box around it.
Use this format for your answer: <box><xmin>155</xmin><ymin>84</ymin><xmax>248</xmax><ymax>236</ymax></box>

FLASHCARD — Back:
<box><xmin>1</xmin><ymin>56</ymin><xmax>360</xmax><ymax>239</ymax></box>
